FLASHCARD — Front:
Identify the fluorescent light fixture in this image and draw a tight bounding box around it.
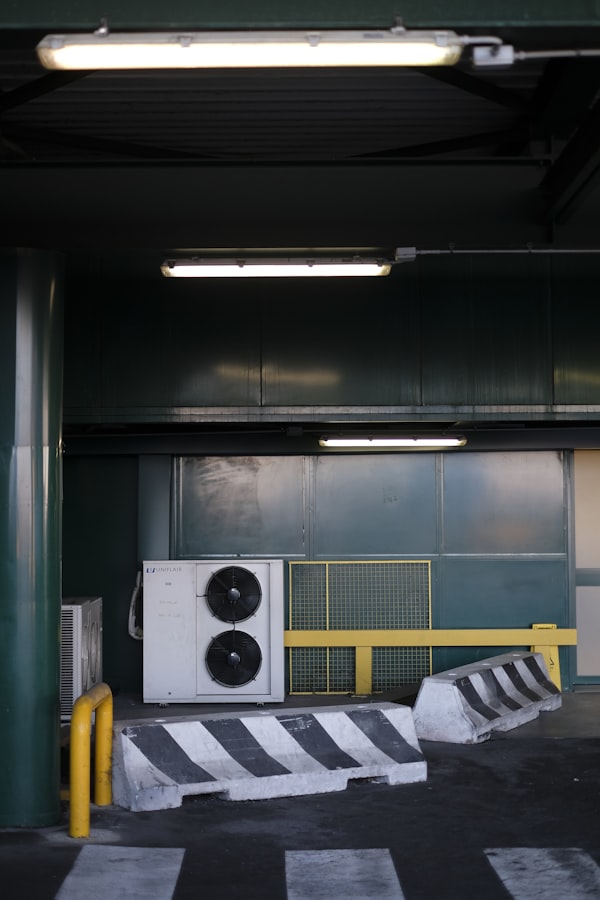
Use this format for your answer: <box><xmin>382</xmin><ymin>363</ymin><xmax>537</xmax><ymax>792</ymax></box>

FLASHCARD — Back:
<box><xmin>36</xmin><ymin>28</ymin><xmax>466</xmax><ymax>70</ymax></box>
<box><xmin>319</xmin><ymin>436</ymin><xmax>467</xmax><ymax>448</ymax></box>
<box><xmin>161</xmin><ymin>257</ymin><xmax>393</xmax><ymax>278</ymax></box>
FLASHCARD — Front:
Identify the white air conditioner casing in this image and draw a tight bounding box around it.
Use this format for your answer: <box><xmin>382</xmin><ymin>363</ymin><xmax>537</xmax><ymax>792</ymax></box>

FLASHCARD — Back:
<box><xmin>142</xmin><ymin>560</ymin><xmax>284</xmax><ymax>703</ymax></box>
<box><xmin>60</xmin><ymin>597</ymin><xmax>103</xmax><ymax>719</ymax></box>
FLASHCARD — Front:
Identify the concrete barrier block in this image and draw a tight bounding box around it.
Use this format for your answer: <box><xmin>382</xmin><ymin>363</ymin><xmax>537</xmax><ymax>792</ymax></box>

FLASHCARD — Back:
<box><xmin>412</xmin><ymin>651</ymin><xmax>561</xmax><ymax>744</ymax></box>
<box><xmin>112</xmin><ymin>702</ymin><xmax>427</xmax><ymax>811</ymax></box>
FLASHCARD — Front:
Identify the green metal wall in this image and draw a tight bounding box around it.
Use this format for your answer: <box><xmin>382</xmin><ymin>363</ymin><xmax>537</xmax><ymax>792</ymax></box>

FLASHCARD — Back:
<box><xmin>552</xmin><ymin>256</ymin><xmax>600</xmax><ymax>404</ymax></box>
<box><xmin>62</xmin><ymin>253</ymin><xmax>593</xmax><ymax>693</ymax></box>
<box><xmin>175</xmin><ymin>450</ymin><xmax>570</xmax><ymax>680</ymax></box>
<box><xmin>421</xmin><ymin>255</ymin><xmax>551</xmax><ymax>404</ymax></box>
<box><xmin>62</xmin><ymin>448</ymin><xmax>571</xmax><ymax>691</ymax></box>
<box><xmin>62</xmin><ymin>456</ymin><xmax>142</xmax><ymax>694</ymax></box>
<box><xmin>64</xmin><ymin>254</ymin><xmax>600</xmax><ymax>421</ymax></box>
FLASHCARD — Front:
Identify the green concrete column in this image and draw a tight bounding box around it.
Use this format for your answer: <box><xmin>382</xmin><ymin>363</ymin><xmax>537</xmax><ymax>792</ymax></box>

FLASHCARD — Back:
<box><xmin>0</xmin><ymin>249</ymin><xmax>64</xmax><ymax>826</ymax></box>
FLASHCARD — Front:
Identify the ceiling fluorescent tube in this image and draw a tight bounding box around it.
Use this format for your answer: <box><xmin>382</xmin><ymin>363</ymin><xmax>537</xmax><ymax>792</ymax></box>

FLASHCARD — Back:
<box><xmin>36</xmin><ymin>28</ymin><xmax>466</xmax><ymax>70</ymax></box>
<box><xmin>160</xmin><ymin>257</ymin><xmax>393</xmax><ymax>277</ymax></box>
<box><xmin>319</xmin><ymin>437</ymin><xmax>467</xmax><ymax>448</ymax></box>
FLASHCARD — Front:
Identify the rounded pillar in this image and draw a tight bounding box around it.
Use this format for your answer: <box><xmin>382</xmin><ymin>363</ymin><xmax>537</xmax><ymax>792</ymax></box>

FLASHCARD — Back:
<box><xmin>0</xmin><ymin>249</ymin><xmax>64</xmax><ymax>826</ymax></box>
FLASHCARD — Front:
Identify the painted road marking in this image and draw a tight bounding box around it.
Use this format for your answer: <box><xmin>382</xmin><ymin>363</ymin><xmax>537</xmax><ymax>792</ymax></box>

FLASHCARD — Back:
<box><xmin>485</xmin><ymin>848</ymin><xmax>600</xmax><ymax>898</ymax></box>
<box><xmin>285</xmin><ymin>849</ymin><xmax>405</xmax><ymax>900</ymax></box>
<box><xmin>55</xmin><ymin>845</ymin><xmax>185</xmax><ymax>900</ymax></box>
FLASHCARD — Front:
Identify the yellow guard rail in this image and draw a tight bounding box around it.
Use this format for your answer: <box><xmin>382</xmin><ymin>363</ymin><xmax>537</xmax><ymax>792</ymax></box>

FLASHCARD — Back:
<box><xmin>284</xmin><ymin>626</ymin><xmax>577</xmax><ymax>694</ymax></box>
<box><xmin>69</xmin><ymin>682</ymin><xmax>113</xmax><ymax>839</ymax></box>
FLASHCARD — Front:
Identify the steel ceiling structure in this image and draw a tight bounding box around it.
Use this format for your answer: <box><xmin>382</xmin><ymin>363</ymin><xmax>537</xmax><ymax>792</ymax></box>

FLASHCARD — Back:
<box><xmin>1</xmin><ymin>2</ymin><xmax>600</xmax><ymax>254</ymax></box>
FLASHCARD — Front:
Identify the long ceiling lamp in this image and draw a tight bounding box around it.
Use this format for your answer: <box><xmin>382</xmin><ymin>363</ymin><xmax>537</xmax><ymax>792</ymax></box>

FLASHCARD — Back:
<box><xmin>319</xmin><ymin>436</ymin><xmax>467</xmax><ymax>449</ymax></box>
<box><xmin>36</xmin><ymin>26</ymin><xmax>480</xmax><ymax>70</ymax></box>
<box><xmin>160</xmin><ymin>253</ymin><xmax>404</xmax><ymax>278</ymax></box>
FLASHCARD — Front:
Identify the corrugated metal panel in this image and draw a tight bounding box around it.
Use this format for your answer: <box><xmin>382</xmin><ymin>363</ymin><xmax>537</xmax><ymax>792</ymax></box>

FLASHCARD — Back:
<box><xmin>552</xmin><ymin>256</ymin><xmax>600</xmax><ymax>404</ymax></box>
<box><xmin>421</xmin><ymin>255</ymin><xmax>552</xmax><ymax>406</ymax></box>
<box><xmin>65</xmin><ymin>276</ymin><xmax>262</xmax><ymax>410</ymax></box>
<box><xmin>261</xmin><ymin>274</ymin><xmax>420</xmax><ymax>406</ymax></box>
<box><xmin>64</xmin><ymin>254</ymin><xmax>600</xmax><ymax>418</ymax></box>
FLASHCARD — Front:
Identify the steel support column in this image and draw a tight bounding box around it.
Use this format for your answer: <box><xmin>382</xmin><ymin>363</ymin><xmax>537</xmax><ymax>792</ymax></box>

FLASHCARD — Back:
<box><xmin>0</xmin><ymin>249</ymin><xmax>64</xmax><ymax>826</ymax></box>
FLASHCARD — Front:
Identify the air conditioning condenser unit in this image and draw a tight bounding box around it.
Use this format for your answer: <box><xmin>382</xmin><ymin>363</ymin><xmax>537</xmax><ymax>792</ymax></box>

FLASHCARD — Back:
<box><xmin>60</xmin><ymin>596</ymin><xmax>103</xmax><ymax>719</ymax></box>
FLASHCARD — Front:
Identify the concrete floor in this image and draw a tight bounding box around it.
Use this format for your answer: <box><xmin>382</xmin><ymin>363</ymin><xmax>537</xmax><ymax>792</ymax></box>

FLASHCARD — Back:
<box><xmin>3</xmin><ymin>689</ymin><xmax>600</xmax><ymax>899</ymax></box>
<box><xmin>498</xmin><ymin>689</ymin><xmax>600</xmax><ymax>739</ymax></box>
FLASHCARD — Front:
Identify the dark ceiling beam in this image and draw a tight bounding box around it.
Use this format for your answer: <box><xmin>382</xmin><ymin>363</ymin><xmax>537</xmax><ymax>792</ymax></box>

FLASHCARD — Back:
<box><xmin>59</xmin><ymin>425</ymin><xmax>600</xmax><ymax>456</ymax></box>
<box><xmin>542</xmin><ymin>99</ymin><xmax>600</xmax><ymax>223</ymax></box>
<box><xmin>488</xmin><ymin>59</ymin><xmax>600</xmax><ymax>160</ymax></box>
<box><xmin>0</xmin><ymin>161</ymin><xmax>550</xmax><ymax>249</ymax></box>
<box><xmin>528</xmin><ymin>59</ymin><xmax>600</xmax><ymax>140</ymax></box>
<box><xmin>0</xmin><ymin>72</ymin><xmax>88</xmax><ymax>112</ymax></box>
<box><xmin>351</xmin><ymin>125</ymin><xmax>533</xmax><ymax>160</ymax></box>
<box><xmin>1</xmin><ymin>123</ymin><xmax>215</xmax><ymax>160</ymax></box>
<box><xmin>416</xmin><ymin>66</ymin><xmax>529</xmax><ymax>111</ymax></box>
<box><xmin>2</xmin><ymin>1</ymin><xmax>600</xmax><ymax>29</ymax></box>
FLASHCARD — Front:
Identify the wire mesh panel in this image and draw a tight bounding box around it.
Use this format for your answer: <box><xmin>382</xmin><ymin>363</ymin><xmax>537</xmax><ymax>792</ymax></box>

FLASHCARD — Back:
<box><xmin>288</xmin><ymin>561</ymin><xmax>431</xmax><ymax>693</ymax></box>
<box><xmin>328</xmin><ymin>647</ymin><xmax>355</xmax><ymax>692</ymax></box>
<box><xmin>289</xmin><ymin>563</ymin><xmax>328</xmax><ymax>630</ymax></box>
<box><xmin>288</xmin><ymin>647</ymin><xmax>357</xmax><ymax>693</ymax></box>
<box><xmin>327</xmin><ymin>561</ymin><xmax>430</xmax><ymax>629</ymax></box>
<box><xmin>372</xmin><ymin>647</ymin><xmax>430</xmax><ymax>691</ymax></box>
<box><xmin>290</xmin><ymin>648</ymin><xmax>328</xmax><ymax>692</ymax></box>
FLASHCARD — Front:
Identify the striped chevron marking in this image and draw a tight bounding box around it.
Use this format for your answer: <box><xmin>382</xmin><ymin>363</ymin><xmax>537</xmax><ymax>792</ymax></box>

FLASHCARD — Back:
<box><xmin>456</xmin><ymin>655</ymin><xmax>560</xmax><ymax>722</ymax></box>
<box><xmin>485</xmin><ymin>848</ymin><xmax>600</xmax><ymax>899</ymax></box>
<box><xmin>413</xmin><ymin>651</ymin><xmax>562</xmax><ymax>742</ymax></box>
<box><xmin>55</xmin><ymin>846</ymin><xmax>185</xmax><ymax>900</ymax></box>
<box><xmin>286</xmin><ymin>849</ymin><xmax>405</xmax><ymax>900</ymax></box>
<box><xmin>121</xmin><ymin>706</ymin><xmax>424</xmax><ymax>790</ymax></box>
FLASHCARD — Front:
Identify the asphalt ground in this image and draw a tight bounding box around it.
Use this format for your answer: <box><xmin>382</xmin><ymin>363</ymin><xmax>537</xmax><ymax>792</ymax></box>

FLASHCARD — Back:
<box><xmin>1</xmin><ymin>692</ymin><xmax>599</xmax><ymax>899</ymax></box>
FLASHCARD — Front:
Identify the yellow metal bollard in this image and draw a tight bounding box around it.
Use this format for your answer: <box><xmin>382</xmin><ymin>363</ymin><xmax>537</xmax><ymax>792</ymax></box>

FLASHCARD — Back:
<box><xmin>355</xmin><ymin>646</ymin><xmax>373</xmax><ymax>695</ymax></box>
<box><xmin>69</xmin><ymin>682</ymin><xmax>113</xmax><ymax>839</ymax></box>
<box><xmin>531</xmin><ymin>623</ymin><xmax>561</xmax><ymax>690</ymax></box>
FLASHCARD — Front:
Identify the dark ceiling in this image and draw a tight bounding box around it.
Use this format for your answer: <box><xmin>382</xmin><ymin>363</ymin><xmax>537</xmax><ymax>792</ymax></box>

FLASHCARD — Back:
<box><xmin>2</xmin><ymin>5</ymin><xmax>600</xmax><ymax>254</ymax></box>
<box><xmin>0</xmin><ymin>41</ymin><xmax>554</xmax><ymax>165</ymax></box>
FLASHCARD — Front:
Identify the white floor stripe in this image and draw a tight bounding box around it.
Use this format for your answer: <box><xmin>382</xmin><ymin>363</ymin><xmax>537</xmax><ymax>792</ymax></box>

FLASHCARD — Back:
<box><xmin>485</xmin><ymin>848</ymin><xmax>600</xmax><ymax>899</ymax></box>
<box><xmin>285</xmin><ymin>849</ymin><xmax>405</xmax><ymax>900</ymax></box>
<box><xmin>55</xmin><ymin>845</ymin><xmax>185</xmax><ymax>900</ymax></box>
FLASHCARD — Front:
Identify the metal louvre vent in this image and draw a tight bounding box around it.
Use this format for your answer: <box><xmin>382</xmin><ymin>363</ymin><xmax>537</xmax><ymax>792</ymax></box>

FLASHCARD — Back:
<box><xmin>60</xmin><ymin>598</ymin><xmax>103</xmax><ymax>719</ymax></box>
<box><xmin>60</xmin><ymin>607</ymin><xmax>78</xmax><ymax>714</ymax></box>
<box><xmin>289</xmin><ymin>561</ymin><xmax>431</xmax><ymax>693</ymax></box>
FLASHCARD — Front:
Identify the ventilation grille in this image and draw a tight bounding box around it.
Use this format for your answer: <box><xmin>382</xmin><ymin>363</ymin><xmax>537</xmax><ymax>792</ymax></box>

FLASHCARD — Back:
<box><xmin>288</xmin><ymin>561</ymin><xmax>431</xmax><ymax>693</ymax></box>
<box><xmin>60</xmin><ymin>598</ymin><xmax>103</xmax><ymax>719</ymax></box>
<box><xmin>60</xmin><ymin>606</ymin><xmax>79</xmax><ymax>713</ymax></box>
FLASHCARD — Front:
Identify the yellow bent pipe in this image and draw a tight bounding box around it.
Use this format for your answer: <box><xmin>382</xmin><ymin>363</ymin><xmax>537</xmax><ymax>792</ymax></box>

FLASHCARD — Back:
<box><xmin>69</xmin><ymin>682</ymin><xmax>113</xmax><ymax>839</ymax></box>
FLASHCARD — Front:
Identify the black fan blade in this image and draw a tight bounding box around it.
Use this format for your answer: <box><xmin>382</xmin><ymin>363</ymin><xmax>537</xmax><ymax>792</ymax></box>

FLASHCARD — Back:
<box><xmin>205</xmin><ymin>630</ymin><xmax>262</xmax><ymax>687</ymax></box>
<box><xmin>206</xmin><ymin>566</ymin><xmax>261</xmax><ymax>622</ymax></box>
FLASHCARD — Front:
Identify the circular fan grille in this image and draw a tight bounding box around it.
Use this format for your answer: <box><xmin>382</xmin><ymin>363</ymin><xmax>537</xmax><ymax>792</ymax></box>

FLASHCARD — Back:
<box><xmin>205</xmin><ymin>630</ymin><xmax>262</xmax><ymax>687</ymax></box>
<box><xmin>206</xmin><ymin>566</ymin><xmax>261</xmax><ymax>622</ymax></box>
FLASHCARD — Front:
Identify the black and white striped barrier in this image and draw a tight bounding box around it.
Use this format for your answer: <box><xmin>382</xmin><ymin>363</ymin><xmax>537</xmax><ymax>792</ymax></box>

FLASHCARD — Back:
<box><xmin>412</xmin><ymin>651</ymin><xmax>561</xmax><ymax>744</ymax></box>
<box><xmin>112</xmin><ymin>702</ymin><xmax>427</xmax><ymax>811</ymax></box>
